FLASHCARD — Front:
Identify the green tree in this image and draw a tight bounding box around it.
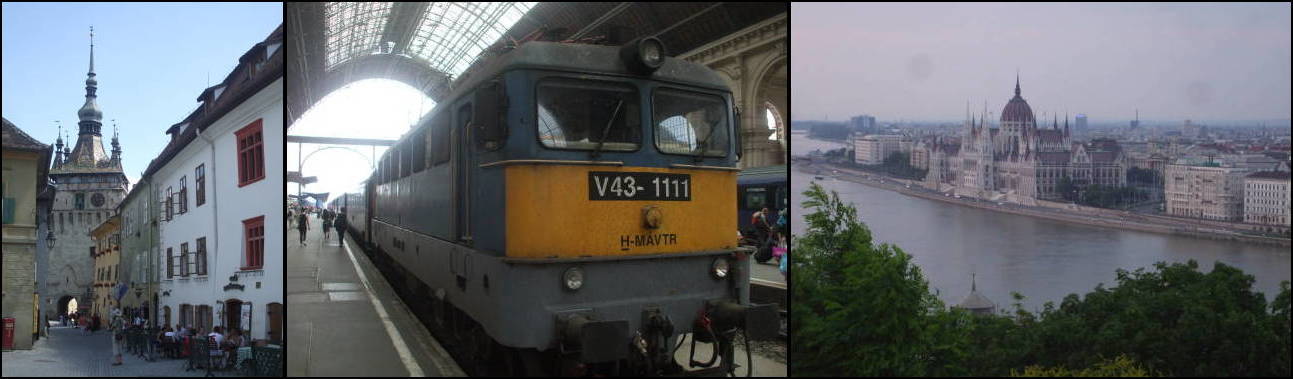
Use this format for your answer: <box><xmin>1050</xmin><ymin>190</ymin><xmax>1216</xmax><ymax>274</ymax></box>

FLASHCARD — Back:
<box><xmin>792</xmin><ymin>182</ymin><xmax>968</xmax><ymax>376</ymax></box>
<box><xmin>1011</xmin><ymin>354</ymin><xmax>1152</xmax><ymax>377</ymax></box>
<box><xmin>790</xmin><ymin>182</ymin><xmax>1291</xmax><ymax>377</ymax></box>
<box><xmin>1057</xmin><ymin>176</ymin><xmax>1076</xmax><ymax>201</ymax></box>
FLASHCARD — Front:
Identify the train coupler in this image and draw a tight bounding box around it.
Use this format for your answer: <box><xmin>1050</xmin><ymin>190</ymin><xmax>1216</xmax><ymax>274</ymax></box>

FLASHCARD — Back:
<box><xmin>706</xmin><ymin>299</ymin><xmax>779</xmax><ymax>341</ymax></box>
<box><xmin>557</xmin><ymin>312</ymin><xmax>629</xmax><ymax>364</ymax></box>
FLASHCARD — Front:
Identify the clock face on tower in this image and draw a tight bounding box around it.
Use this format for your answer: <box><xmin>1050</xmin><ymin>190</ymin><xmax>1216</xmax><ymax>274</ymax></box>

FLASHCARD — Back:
<box><xmin>91</xmin><ymin>193</ymin><xmax>105</xmax><ymax>207</ymax></box>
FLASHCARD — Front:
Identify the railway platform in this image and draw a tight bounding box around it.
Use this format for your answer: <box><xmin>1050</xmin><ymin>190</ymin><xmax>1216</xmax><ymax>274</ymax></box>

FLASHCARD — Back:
<box><xmin>287</xmin><ymin>216</ymin><xmax>464</xmax><ymax>377</ymax></box>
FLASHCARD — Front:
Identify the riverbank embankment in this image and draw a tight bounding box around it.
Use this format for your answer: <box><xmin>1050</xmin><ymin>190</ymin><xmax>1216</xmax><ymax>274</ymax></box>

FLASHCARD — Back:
<box><xmin>801</xmin><ymin>162</ymin><xmax>1291</xmax><ymax>247</ymax></box>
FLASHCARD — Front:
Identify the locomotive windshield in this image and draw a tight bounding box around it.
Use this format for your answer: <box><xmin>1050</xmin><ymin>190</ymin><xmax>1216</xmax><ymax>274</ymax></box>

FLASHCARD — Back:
<box><xmin>653</xmin><ymin>88</ymin><xmax>729</xmax><ymax>157</ymax></box>
<box><xmin>537</xmin><ymin>78</ymin><xmax>641</xmax><ymax>151</ymax></box>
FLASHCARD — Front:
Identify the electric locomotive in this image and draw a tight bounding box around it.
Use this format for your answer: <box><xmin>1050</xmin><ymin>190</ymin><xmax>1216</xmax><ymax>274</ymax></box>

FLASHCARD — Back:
<box><xmin>351</xmin><ymin>37</ymin><xmax>777</xmax><ymax>376</ymax></box>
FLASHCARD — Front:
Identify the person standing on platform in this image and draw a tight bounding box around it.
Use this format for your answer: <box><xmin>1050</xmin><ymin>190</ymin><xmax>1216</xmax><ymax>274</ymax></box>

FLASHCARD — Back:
<box><xmin>321</xmin><ymin>209</ymin><xmax>334</xmax><ymax>243</ymax></box>
<box><xmin>298</xmin><ymin>211</ymin><xmax>310</xmax><ymax>246</ymax></box>
<box><xmin>334</xmin><ymin>211</ymin><xmax>347</xmax><ymax>245</ymax></box>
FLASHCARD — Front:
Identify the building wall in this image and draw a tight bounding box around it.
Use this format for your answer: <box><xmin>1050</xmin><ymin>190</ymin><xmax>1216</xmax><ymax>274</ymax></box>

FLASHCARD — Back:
<box><xmin>854</xmin><ymin>134</ymin><xmax>901</xmax><ymax>165</ymax></box>
<box><xmin>2</xmin><ymin>149</ymin><xmax>42</xmax><ymax>349</ymax></box>
<box><xmin>157</xmin><ymin>78</ymin><xmax>284</xmax><ymax>341</ymax></box>
<box><xmin>156</xmin><ymin>120</ymin><xmax>218</xmax><ymax>332</ymax></box>
<box><xmin>117</xmin><ymin>176</ymin><xmax>157</xmax><ymax>321</ymax></box>
<box><xmin>1244</xmin><ymin>177</ymin><xmax>1290</xmax><ymax>229</ymax></box>
<box><xmin>44</xmin><ymin>173</ymin><xmax>126</xmax><ymax>323</ymax></box>
<box><xmin>210</xmin><ymin>78</ymin><xmax>284</xmax><ymax>341</ymax></box>
<box><xmin>1165</xmin><ymin>164</ymin><xmax>1246</xmax><ymax>221</ymax></box>
<box><xmin>90</xmin><ymin>225</ymin><xmax>120</xmax><ymax>321</ymax></box>
<box><xmin>911</xmin><ymin>145</ymin><xmax>929</xmax><ymax>170</ymax></box>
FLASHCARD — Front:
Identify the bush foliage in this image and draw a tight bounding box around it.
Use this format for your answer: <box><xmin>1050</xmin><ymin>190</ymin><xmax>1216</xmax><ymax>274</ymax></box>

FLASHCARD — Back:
<box><xmin>792</xmin><ymin>182</ymin><xmax>1292</xmax><ymax>377</ymax></box>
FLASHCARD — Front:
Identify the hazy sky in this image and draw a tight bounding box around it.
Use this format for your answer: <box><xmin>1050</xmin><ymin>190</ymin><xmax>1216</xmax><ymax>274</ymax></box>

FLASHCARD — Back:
<box><xmin>792</xmin><ymin>2</ymin><xmax>1292</xmax><ymax>123</ymax></box>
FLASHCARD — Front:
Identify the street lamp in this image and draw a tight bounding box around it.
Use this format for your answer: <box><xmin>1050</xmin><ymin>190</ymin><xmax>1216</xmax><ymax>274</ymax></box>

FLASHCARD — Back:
<box><xmin>46</xmin><ymin>230</ymin><xmax>56</xmax><ymax>247</ymax></box>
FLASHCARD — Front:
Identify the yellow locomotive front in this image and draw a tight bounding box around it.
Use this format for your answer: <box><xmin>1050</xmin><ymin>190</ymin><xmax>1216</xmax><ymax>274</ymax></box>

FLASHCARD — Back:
<box><xmin>409</xmin><ymin>38</ymin><xmax>777</xmax><ymax>376</ymax></box>
<box><xmin>504</xmin><ymin>164</ymin><xmax>737</xmax><ymax>259</ymax></box>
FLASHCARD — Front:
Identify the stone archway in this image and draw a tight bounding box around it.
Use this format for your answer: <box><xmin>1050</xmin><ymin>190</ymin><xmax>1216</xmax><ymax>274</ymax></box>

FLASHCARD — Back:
<box><xmin>58</xmin><ymin>295</ymin><xmax>77</xmax><ymax>317</ymax></box>
<box><xmin>753</xmin><ymin>56</ymin><xmax>787</xmax><ymax>165</ymax></box>
<box><xmin>677</xmin><ymin>13</ymin><xmax>787</xmax><ymax>169</ymax></box>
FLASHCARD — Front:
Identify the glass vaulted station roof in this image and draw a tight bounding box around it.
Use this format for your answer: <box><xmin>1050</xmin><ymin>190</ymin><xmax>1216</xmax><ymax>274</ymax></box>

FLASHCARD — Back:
<box><xmin>324</xmin><ymin>2</ymin><xmax>535</xmax><ymax>77</ymax></box>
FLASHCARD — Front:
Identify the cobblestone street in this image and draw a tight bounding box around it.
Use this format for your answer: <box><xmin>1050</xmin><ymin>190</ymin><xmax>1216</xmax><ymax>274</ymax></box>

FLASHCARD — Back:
<box><xmin>2</xmin><ymin>325</ymin><xmax>237</xmax><ymax>377</ymax></box>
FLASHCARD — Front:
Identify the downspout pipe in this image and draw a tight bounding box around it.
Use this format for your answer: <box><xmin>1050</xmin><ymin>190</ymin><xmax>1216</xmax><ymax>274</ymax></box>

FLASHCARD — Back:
<box><xmin>197</xmin><ymin>127</ymin><xmax>220</xmax><ymax>313</ymax></box>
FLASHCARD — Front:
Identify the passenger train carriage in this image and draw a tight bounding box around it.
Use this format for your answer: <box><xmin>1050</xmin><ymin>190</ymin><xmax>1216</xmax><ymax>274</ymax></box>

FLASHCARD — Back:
<box><xmin>337</xmin><ymin>38</ymin><xmax>777</xmax><ymax>376</ymax></box>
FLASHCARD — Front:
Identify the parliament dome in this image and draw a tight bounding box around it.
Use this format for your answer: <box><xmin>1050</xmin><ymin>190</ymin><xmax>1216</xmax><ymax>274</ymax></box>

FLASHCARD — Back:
<box><xmin>1000</xmin><ymin>76</ymin><xmax>1034</xmax><ymax>124</ymax></box>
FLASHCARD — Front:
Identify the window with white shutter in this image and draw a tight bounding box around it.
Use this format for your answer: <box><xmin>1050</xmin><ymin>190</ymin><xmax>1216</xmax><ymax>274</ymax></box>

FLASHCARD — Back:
<box><xmin>180</xmin><ymin>243</ymin><xmax>190</xmax><ymax>277</ymax></box>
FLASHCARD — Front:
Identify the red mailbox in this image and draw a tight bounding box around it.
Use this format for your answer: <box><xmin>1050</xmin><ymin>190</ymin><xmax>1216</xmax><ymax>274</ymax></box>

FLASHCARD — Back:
<box><xmin>3</xmin><ymin>317</ymin><xmax>15</xmax><ymax>350</ymax></box>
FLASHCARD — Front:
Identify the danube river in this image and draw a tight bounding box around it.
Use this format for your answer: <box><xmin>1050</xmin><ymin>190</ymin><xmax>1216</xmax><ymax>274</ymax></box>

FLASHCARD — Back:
<box><xmin>790</xmin><ymin>134</ymin><xmax>1291</xmax><ymax>312</ymax></box>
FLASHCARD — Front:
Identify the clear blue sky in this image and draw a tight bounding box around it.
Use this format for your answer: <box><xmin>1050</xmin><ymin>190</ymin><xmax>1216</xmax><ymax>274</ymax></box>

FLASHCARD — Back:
<box><xmin>2</xmin><ymin>2</ymin><xmax>282</xmax><ymax>185</ymax></box>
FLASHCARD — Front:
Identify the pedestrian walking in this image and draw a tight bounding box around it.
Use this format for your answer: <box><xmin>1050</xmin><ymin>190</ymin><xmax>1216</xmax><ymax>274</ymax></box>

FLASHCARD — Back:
<box><xmin>111</xmin><ymin>311</ymin><xmax>125</xmax><ymax>365</ymax></box>
<box><xmin>298</xmin><ymin>211</ymin><xmax>310</xmax><ymax>246</ymax></box>
<box><xmin>322</xmin><ymin>209</ymin><xmax>334</xmax><ymax>243</ymax></box>
<box><xmin>334</xmin><ymin>212</ymin><xmax>348</xmax><ymax>244</ymax></box>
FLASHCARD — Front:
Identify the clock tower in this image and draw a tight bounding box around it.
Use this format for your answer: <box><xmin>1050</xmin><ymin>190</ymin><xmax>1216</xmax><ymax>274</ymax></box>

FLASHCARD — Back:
<box><xmin>41</xmin><ymin>27</ymin><xmax>129</xmax><ymax>322</ymax></box>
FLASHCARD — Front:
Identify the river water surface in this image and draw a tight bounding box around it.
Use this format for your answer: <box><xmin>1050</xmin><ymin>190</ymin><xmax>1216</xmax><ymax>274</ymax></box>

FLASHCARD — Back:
<box><xmin>790</xmin><ymin>134</ymin><xmax>1290</xmax><ymax>312</ymax></box>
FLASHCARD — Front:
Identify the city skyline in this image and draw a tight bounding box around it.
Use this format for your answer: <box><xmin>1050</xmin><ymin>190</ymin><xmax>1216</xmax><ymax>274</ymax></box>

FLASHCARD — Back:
<box><xmin>791</xmin><ymin>2</ymin><xmax>1292</xmax><ymax>123</ymax></box>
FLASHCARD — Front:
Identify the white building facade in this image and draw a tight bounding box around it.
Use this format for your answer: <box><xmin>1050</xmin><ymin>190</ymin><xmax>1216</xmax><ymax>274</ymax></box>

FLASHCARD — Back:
<box><xmin>1165</xmin><ymin>162</ymin><xmax>1246</xmax><ymax>221</ymax></box>
<box><xmin>854</xmin><ymin>134</ymin><xmax>902</xmax><ymax>165</ymax></box>
<box><xmin>1243</xmin><ymin>172</ymin><xmax>1291</xmax><ymax>232</ymax></box>
<box><xmin>155</xmin><ymin>27</ymin><xmax>283</xmax><ymax>343</ymax></box>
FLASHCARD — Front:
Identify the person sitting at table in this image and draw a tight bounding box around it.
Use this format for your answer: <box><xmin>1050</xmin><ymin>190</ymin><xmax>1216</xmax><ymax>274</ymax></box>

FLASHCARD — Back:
<box><xmin>208</xmin><ymin>327</ymin><xmax>226</xmax><ymax>369</ymax></box>
<box><xmin>223</xmin><ymin>329</ymin><xmax>247</xmax><ymax>367</ymax></box>
<box><xmin>160</xmin><ymin>326</ymin><xmax>177</xmax><ymax>357</ymax></box>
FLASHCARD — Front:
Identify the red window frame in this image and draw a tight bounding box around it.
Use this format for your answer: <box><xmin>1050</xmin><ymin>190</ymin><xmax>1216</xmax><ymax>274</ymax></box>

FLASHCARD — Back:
<box><xmin>242</xmin><ymin>215</ymin><xmax>265</xmax><ymax>270</ymax></box>
<box><xmin>235</xmin><ymin>119</ymin><xmax>265</xmax><ymax>187</ymax></box>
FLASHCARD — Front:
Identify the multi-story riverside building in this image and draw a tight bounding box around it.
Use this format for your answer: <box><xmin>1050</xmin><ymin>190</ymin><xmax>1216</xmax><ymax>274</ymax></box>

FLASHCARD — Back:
<box><xmin>1165</xmin><ymin>160</ymin><xmax>1247</xmax><ymax>221</ymax></box>
<box><xmin>854</xmin><ymin>134</ymin><xmax>901</xmax><ymax>165</ymax></box>
<box><xmin>1243</xmin><ymin>171</ymin><xmax>1291</xmax><ymax>233</ymax></box>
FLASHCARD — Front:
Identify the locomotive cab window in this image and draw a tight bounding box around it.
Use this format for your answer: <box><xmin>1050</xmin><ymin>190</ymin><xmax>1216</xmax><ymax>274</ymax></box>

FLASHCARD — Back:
<box><xmin>653</xmin><ymin>88</ymin><xmax>729</xmax><ymax>157</ymax></box>
<box><xmin>536</xmin><ymin>78</ymin><xmax>640</xmax><ymax>151</ymax></box>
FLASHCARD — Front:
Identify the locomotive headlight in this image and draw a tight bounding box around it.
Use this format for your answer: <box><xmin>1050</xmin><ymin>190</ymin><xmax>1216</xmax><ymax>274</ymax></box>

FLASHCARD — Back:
<box><xmin>640</xmin><ymin>38</ymin><xmax>664</xmax><ymax>68</ymax></box>
<box><xmin>620</xmin><ymin>36</ymin><xmax>665</xmax><ymax>74</ymax></box>
<box><xmin>711</xmin><ymin>258</ymin><xmax>730</xmax><ymax>280</ymax></box>
<box><xmin>563</xmin><ymin>267</ymin><xmax>585</xmax><ymax>291</ymax></box>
